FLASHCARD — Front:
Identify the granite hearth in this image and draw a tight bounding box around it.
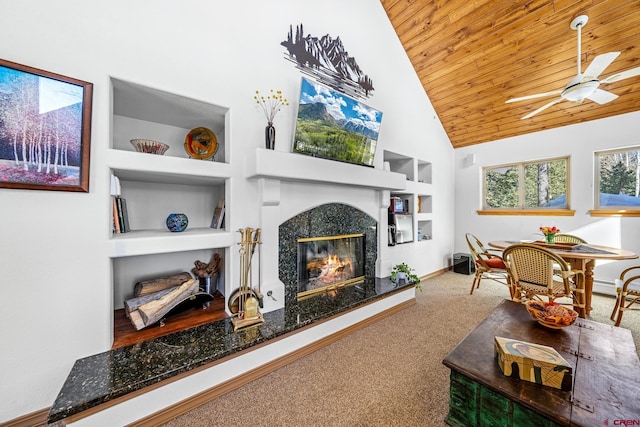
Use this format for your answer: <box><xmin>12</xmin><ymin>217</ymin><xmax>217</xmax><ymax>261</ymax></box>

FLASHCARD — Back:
<box><xmin>48</xmin><ymin>201</ymin><xmax>404</xmax><ymax>423</ymax></box>
<box><xmin>48</xmin><ymin>277</ymin><xmax>412</xmax><ymax>423</ymax></box>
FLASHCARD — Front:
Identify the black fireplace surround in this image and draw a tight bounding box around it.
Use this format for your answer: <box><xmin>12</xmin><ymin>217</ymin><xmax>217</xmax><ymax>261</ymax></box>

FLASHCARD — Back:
<box><xmin>279</xmin><ymin>203</ymin><xmax>377</xmax><ymax>306</ymax></box>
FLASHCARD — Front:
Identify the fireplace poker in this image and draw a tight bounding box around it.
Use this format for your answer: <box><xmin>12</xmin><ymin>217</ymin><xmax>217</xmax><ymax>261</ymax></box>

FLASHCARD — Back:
<box><xmin>256</xmin><ymin>228</ymin><xmax>264</xmax><ymax>308</ymax></box>
<box><xmin>237</xmin><ymin>228</ymin><xmax>248</xmax><ymax>318</ymax></box>
<box><xmin>242</xmin><ymin>227</ymin><xmax>252</xmax><ymax>300</ymax></box>
<box><xmin>242</xmin><ymin>227</ymin><xmax>262</xmax><ymax>307</ymax></box>
<box><xmin>253</xmin><ymin>228</ymin><xmax>263</xmax><ymax>308</ymax></box>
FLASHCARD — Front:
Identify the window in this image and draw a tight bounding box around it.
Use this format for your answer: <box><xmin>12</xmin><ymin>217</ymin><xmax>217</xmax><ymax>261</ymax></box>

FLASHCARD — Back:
<box><xmin>595</xmin><ymin>147</ymin><xmax>640</xmax><ymax>210</ymax></box>
<box><xmin>483</xmin><ymin>157</ymin><xmax>569</xmax><ymax>211</ymax></box>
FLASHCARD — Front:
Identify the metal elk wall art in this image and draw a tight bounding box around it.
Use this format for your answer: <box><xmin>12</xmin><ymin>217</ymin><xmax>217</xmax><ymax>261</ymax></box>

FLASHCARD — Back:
<box><xmin>0</xmin><ymin>58</ymin><xmax>93</xmax><ymax>192</ymax></box>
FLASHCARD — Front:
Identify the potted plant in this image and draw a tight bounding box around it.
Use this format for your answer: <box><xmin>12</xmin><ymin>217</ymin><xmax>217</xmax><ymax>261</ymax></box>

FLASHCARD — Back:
<box><xmin>390</xmin><ymin>263</ymin><xmax>422</xmax><ymax>291</ymax></box>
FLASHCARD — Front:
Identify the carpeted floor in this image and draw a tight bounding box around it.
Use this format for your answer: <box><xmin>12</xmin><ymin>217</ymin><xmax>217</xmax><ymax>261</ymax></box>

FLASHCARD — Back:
<box><xmin>161</xmin><ymin>271</ymin><xmax>638</xmax><ymax>427</ymax></box>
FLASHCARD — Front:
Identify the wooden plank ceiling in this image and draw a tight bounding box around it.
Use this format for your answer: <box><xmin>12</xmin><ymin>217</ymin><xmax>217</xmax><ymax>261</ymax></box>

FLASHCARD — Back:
<box><xmin>380</xmin><ymin>0</ymin><xmax>640</xmax><ymax>148</ymax></box>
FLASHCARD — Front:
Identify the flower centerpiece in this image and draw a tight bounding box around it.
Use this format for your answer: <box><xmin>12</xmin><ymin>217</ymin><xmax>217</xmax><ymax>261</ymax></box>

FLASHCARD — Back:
<box><xmin>254</xmin><ymin>89</ymin><xmax>289</xmax><ymax>150</ymax></box>
<box><xmin>540</xmin><ymin>226</ymin><xmax>560</xmax><ymax>244</ymax></box>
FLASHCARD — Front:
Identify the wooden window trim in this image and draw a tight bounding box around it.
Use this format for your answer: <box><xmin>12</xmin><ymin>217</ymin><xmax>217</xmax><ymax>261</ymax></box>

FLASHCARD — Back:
<box><xmin>477</xmin><ymin>209</ymin><xmax>575</xmax><ymax>216</ymax></box>
<box><xmin>588</xmin><ymin>209</ymin><xmax>640</xmax><ymax>217</ymax></box>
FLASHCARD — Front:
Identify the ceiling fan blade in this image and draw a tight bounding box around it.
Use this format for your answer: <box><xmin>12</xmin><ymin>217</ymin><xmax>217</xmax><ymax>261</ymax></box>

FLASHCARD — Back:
<box><xmin>582</xmin><ymin>52</ymin><xmax>620</xmax><ymax>80</ymax></box>
<box><xmin>601</xmin><ymin>66</ymin><xmax>640</xmax><ymax>84</ymax></box>
<box><xmin>505</xmin><ymin>90</ymin><xmax>562</xmax><ymax>103</ymax></box>
<box><xmin>586</xmin><ymin>88</ymin><xmax>618</xmax><ymax>105</ymax></box>
<box><xmin>521</xmin><ymin>98</ymin><xmax>563</xmax><ymax>120</ymax></box>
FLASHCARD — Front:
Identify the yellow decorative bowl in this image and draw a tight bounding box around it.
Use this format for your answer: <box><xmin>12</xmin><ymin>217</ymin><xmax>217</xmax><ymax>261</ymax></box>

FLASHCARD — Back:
<box><xmin>130</xmin><ymin>139</ymin><xmax>170</xmax><ymax>155</ymax></box>
<box><xmin>525</xmin><ymin>300</ymin><xmax>578</xmax><ymax>329</ymax></box>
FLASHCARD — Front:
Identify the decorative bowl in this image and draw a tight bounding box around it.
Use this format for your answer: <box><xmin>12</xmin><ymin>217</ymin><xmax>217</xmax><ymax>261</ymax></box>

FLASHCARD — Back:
<box><xmin>525</xmin><ymin>300</ymin><xmax>578</xmax><ymax>329</ymax></box>
<box><xmin>130</xmin><ymin>139</ymin><xmax>170</xmax><ymax>155</ymax></box>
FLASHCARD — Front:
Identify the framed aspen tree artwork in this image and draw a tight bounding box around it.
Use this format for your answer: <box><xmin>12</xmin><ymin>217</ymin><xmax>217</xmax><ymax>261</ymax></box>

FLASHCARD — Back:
<box><xmin>0</xmin><ymin>58</ymin><xmax>93</xmax><ymax>192</ymax></box>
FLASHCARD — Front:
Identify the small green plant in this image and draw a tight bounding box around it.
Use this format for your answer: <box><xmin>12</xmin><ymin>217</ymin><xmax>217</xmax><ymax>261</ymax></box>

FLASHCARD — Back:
<box><xmin>390</xmin><ymin>263</ymin><xmax>422</xmax><ymax>291</ymax></box>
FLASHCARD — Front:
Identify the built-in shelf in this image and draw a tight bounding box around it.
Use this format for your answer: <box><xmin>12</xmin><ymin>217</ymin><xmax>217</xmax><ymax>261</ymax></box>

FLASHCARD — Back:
<box><xmin>417</xmin><ymin>219</ymin><xmax>433</xmax><ymax>241</ymax></box>
<box><xmin>112</xmin><ymin>78</ymin><xmax>227</xmax><ymax>161</ymax></box>
<box><xmin>107</xmin><ymin>149</ymin><xmax>231</xmax><ymax>186</ymax></box>
<box><xmin>384</xmin><ymin>150</ymin><xmax>415</xmax><ymax>181</ymax></box>
<box><xmin>109</xmin><ymin>228</ymin><xmax>233</xmax><ymax>258</ymax></box>
<box><xmin>418</xmin><ymin>195</ymin><xmax>432</xmax><ymax>214</ymax></box>
<box><xmin>247</xmin><ymin>148</ymin><xmax>406</xmax><ymax>191</ymax></box>
<box><xmin>109</xmin><ymin>78</ymin><xmax>232</xmax><ymax>342</ymax></box>
<box><xmin>383</xmin><ymin>150</ymin><xmax>434</xmax><ymax>246</ymax></box>
<box><xmin>417</xmin><ymin>159</ymin><xmax>432</xmax><ymax>184</ymax></box>
<box><xmin>112</xmin><ymin>294</ymin><xmax>228</xmax><ymax>349</ymax></box>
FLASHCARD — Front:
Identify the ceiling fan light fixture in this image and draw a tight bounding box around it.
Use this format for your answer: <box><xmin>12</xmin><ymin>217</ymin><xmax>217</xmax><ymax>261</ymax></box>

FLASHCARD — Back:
<box><xmin>505</xmin><ymin>14</ymin><xmax>638</xmax><ymax>119</ymax></box>
<box><xmin>562</xmin><ymin>80</ymin><xmax>599</xmax><ymax>102</ymax></box>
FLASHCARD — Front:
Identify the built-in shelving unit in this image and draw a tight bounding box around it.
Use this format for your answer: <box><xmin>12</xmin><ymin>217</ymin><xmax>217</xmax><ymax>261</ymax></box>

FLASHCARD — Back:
<box><xmin>109</xmin><ymin>78</ymin><xmax>232</xmax><ymax>345</ymax></box>
<box><xmin>383</xmin><ymin>150</ymin><xmax>433</xmax><ymax>245</ymax></box>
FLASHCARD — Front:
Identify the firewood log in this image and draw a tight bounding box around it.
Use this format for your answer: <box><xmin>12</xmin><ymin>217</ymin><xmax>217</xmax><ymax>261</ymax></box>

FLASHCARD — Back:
<box><xmin>138</xmin><ymin>279</ymin><xmax>198</xmax><ymax>325</ymax></box>
<box><xmin>133</xmin><ymin>272</ymin><xmax>192</xmax><ymax>297</ymax></box>
<box><xmin>128</xmin><ymin>310</ymin><xmax>145</xmax><ymax>331</ymax></box>
<box><xmin>124</xmin><ymin>286</ymin><xmax>178</xmax><ymax>315</ymax></box>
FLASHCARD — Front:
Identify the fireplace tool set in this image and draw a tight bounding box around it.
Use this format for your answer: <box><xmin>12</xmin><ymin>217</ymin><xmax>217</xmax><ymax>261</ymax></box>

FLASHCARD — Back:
<box><xmin>230</xmin><ymin>227</ymin><xmax>264</xmax><ymax>331</ymax></box>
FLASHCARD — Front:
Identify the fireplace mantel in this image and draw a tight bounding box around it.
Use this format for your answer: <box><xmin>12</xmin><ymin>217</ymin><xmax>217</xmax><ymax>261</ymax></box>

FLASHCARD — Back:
<box><xmin>246</xmin><ymin>148</ymin><xmax>407</xmax><ymax>190</ymax></box>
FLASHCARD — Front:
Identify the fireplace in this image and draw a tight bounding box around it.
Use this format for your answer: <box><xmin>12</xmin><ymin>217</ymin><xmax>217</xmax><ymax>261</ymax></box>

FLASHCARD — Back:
<box><xmin>297</xmin><ymin>233</ymin><xmax>365</xmax><ymax>300</ymax></box>
<box><xmin>279</xmin><ymin>203</ymin><xmax>377</xmax><ymax>307</ymax></box>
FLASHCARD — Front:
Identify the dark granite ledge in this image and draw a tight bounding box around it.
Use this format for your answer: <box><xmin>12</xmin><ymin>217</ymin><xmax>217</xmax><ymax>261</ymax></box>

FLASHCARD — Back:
<box><xmin>48</xmin><ymin>277</ymin><xmax>414</xmax><ymax>423</ymax></box>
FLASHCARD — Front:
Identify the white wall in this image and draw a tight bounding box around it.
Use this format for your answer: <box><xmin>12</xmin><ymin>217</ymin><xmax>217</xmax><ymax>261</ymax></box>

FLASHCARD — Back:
<box><xmin>454</xmin><ymin>111</ymin><xmax>640</xmax><ymax>289</ymax></box>
<box><xmin>0</xmin><ymin>0</ymin><xmax>454</xmax><ymax>422</ymax></box>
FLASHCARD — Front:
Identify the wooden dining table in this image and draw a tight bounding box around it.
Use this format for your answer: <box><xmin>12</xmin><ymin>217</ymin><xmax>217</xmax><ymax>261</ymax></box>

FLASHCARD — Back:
<box><xmin>488</xmin><ymin>240</ymin><xmax>638</xmax><ymax>315</ymax></box>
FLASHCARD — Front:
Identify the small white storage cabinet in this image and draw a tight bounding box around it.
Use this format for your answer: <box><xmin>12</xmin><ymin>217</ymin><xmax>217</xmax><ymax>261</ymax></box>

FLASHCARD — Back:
<box><xmin>383</xmin><ymin>150</ymin><xmax>433</xmax><ymax>244</ymax></box>
<box><xmin>108</xmin><ymin>78</ymin><xmax>233</xmax><ymax>317</ymax></box>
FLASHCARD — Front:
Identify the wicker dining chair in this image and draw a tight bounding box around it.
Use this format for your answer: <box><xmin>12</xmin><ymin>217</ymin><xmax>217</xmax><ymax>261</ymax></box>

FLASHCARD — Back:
<box><xmin>465</xmin><ymin>233</ymin><xmax>512</xmax><ymax>297</ymax></box>
<box><xmin>551</xmin><ymin>234</ymin><xmax>587</xmax><ymax>276</ymax></box>
<box><xmin>503</xmin><ymin>243</ymin><xmax>586</xmax><ymax>317</ymax></box>
<box><xmin>610</xmin><ymin>265</ymin><xmax>640</xmax><ymax>327</ymax></box>
<box><xmin>553</xmin><ymin>233</ymin><xmax>588</xmax><ymax>244</ymax></box>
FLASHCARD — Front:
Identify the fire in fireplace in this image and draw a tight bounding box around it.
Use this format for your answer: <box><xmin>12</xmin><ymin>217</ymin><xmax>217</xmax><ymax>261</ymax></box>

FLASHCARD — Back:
<box><xmin>297</xmin><ymin>233</ymin><xmax>365</xmax><ymax>300</ymax></box>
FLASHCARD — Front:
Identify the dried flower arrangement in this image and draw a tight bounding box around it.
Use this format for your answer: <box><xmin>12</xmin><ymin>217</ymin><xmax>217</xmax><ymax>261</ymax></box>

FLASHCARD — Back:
<box><xmin>254</xmin><ymin>89</ymin><xmax>289</xmax><ymax>123</ymax></box>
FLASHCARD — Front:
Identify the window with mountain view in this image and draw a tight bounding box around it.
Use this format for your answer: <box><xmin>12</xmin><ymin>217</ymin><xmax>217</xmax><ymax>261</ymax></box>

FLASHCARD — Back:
<box><xmin>595</xmin><ymin>147</ymin><xmax>640</xmax><ymax>209</ymax></box>
<box><xmin>483</xmin><ymin>157</ymin><xmax>568</xmax><ymax>210</ymax></box>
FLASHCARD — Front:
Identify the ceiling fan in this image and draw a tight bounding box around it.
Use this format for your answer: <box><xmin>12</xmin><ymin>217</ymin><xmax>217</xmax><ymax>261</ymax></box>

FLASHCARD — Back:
<box><xmin>506</xmin><ymin>15</ymin><xmax>640</xmax><ymax>120</ymax></box>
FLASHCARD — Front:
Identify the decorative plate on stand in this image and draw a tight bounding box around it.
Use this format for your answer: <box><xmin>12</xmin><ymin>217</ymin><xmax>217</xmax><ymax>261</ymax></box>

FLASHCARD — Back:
<box><xmin>185</xmin><ymin>127</ymin><xmax>218</xmax><ymax>160</ymax></box>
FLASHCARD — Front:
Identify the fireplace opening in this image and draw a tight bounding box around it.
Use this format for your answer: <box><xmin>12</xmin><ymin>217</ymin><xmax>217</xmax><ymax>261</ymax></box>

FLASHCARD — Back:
<box><xmin>297</xmin><ymin>233</ymin><xmax>365</xmax><ymax>301</ymax></box>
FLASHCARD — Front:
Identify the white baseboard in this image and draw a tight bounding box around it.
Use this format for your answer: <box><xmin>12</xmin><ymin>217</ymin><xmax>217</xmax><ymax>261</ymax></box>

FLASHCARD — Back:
<box><xmin>593</xmin><ymin>280</ymin><xmax>616</xmax><ymax>297</ymax></box>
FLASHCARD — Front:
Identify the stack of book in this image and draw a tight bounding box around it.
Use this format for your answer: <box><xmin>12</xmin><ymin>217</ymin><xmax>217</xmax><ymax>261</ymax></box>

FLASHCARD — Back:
<box><xmin>113</xmin><ymin>196</ymin><xmax>130</xmax><ymax>233</ymax></box>
<box><xmin>211</xmin><ymin>199</ymin><xmax>225</xmax><ymax>229</ymax></box>
<box><xmin>111</xmin><ymin>174</ymin><xmax>130</xmax><ymax>234</ymax></box>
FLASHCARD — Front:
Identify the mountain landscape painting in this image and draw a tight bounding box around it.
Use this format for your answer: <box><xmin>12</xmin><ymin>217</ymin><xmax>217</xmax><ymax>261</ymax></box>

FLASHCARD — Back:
<box><xmin>293</xmin><ymin>77</ymin><xmax>382</xmax><ymax>167</ymax></box>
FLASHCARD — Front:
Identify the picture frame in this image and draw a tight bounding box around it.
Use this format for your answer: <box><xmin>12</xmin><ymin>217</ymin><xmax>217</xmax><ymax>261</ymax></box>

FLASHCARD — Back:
<box><xmin>292</xmin><ymin>77</ymin><xmax>382</xmax><ymax>167</ymax></box>
<box><xmin>0</xmin><ymin>58</ymin><xmax>93</xmax><ymax>192</ymax></box>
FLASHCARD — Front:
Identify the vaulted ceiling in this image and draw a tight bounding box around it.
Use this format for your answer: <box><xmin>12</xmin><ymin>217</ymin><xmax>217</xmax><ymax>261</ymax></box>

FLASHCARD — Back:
<box><xmin>380</xmin><ymin>0</ymin><xmax>640</xmax><ymax>148</ymax></box>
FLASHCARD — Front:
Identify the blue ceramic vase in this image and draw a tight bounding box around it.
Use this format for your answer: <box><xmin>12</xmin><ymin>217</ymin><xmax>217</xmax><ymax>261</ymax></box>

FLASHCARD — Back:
<box><xmin>166</xmin><ymin>213</ymin><xmax>188</xmax><ymax>232</ymax></box>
